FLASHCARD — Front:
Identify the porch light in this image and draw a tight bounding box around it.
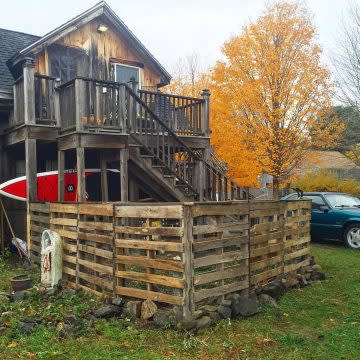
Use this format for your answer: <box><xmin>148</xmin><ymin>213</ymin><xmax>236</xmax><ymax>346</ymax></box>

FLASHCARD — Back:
<box><xmin>97</xmin><ymin>24</ymin><xmax>108</xmax><ymax>33</ymax></box>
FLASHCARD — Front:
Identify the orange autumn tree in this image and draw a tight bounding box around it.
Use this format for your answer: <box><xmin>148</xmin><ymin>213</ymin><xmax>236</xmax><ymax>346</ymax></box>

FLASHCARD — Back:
<box><xmin>211</xmin><ymin>1</ymin><xmax>342</xmax><ymax>197</ymax></box>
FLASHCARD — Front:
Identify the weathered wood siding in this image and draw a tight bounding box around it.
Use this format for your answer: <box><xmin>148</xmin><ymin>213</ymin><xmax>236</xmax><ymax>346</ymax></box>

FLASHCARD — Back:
<box><xmin>34</xmin><ymin>19</ymin><xmax>162</xmax><ymax>88</ymax></box>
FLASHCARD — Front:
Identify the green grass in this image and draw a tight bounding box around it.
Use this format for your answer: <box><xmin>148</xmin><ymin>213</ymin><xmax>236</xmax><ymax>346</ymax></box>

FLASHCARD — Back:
<box><xmin>1</xmin><ymin>245</ymin><xmax>360</xmax><ymax>359</ymax></box>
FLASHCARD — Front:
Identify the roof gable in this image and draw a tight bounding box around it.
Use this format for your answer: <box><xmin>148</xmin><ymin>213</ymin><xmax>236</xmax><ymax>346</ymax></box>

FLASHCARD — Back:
<box><xmin>8</xmin><ymin>1</ymin><xmax>171</xmax><ymax>85</ymax></box>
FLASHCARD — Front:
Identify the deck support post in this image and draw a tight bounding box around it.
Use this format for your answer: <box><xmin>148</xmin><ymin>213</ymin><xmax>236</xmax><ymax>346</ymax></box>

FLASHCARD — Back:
<box><xmin>76</xmin><ymin>147</ymin><xmax>86</xmax><ymax>201</ymax></box>
<box><xmin>129</xmin><ymin>179</ymin><xmax>139</xmax><ymax>201</ymax></box>
<box><xmin>54</xmin><ymin>78</ymin><xmax>61</xmax><ymax>127</ymax></box>
<box><xmin>201</xmin><ymin>89</ymin><xmax>210</xmax><ymax>137</ymax></box>
<box><xmin>194</xmin><ymin>148</ymin><xmax>210</xmax><ymax>202</ymax></box>
<box><xmin>128</xmin><ymin>78</ymin><xmax>138</xmax><ymax>132</ymax></box>
<box><xmin>120</xmin><ymin>148</ymin><xmax>129</xmax><ymax>202</ymax></box>
<box><xmin>75</xmin><ymin>78</ymin><xmax>85</xmax><ymax>131</ymax></box>
<box><xmin>58</xmin><ymin>150</ymin><xmax>65</xmax><ymax>201</ymax></box>
<box><xmin>25</xmin><ymin>138</ymin><xmax>37</xmax><ymax>202</ymax></box>
<box><xmin>100</xmin><ymin>155</ymin><xmax>109</xmax><ymax>202</ymax></box>
<box><xmin>23</xmin><ymin>59</ymin><xmax>35</xmax><ymax>125</ymax></box>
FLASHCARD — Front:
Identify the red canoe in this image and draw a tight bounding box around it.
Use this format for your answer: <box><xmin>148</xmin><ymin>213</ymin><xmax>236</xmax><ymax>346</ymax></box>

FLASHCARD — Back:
<box><xmin>0</xmin><ymin>169</ymin><xmax>117</xmax><ymax>202</ymax></box>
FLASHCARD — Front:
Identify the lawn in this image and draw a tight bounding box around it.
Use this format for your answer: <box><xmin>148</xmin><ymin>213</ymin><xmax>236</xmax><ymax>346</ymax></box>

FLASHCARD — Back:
<box><xmin>1</xmin><ymin>244</ymin><xmax>360</xmax><ymax>360</ymax></box>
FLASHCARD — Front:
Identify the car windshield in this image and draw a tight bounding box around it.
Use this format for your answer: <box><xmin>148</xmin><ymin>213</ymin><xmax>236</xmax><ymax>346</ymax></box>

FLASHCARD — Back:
<box><xmin>325</xmin><ymin>194</ymin><xmax>360</xmax><ymax>208</ymax></box>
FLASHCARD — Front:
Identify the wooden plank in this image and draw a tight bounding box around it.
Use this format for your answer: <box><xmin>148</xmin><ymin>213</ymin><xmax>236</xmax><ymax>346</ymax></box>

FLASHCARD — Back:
<box><xmin>78</xmin><ymin>244</ymin><xmax>113</xmax><ymax>259</ymax></box>
<box><xmin>63</xmin><ymin>267</ymin><xmax>77</xmax><ymax>276</ymax></box>
<box><xmin>57</xmin><ymin>229</ymin><xmax>78</xmax><ymax>240</ymax></box>
<box><xmin>25</xmin><ymin>139</ymin><xmax>37</xmax><ymax>202</ymax></box>
<box><xmin>78</xmin><ymin>231</ymin><xmax>112</xmax><ymax>244</ymax></box>
<box><xmin>194</xmin><ymin>250</ymin><xmax>248</xmax><ymax>268</ymax></box>
<box><xmin>78</xmin><ymin>258</ymin><xmax>113</xmax><ymax>275</ymax></box>
<box><xmin>58</xmin><ymin>150</ymin><xmax>65</xmax><ymax>201</ymax></box>
<box><xmin>250</xmin><ymin>254</ymin><xmax>283</xmax><ymax>272</ymax></box>
<box><xmin>63</xmin><ymin>254</ymin><xmax>77</xmax><ymax>264</ymax></box>
<box><xmin>30</xmin><ymin>203</ymin><xmax>50</xmax><ymax>212</ymax></box>
<box><xmin>193</xmin><ymin>235</ymin><xmax>249</xmax><ymax>253</ymax></box>
<box><xmin>115</xmin><ymin>286</ymin><xmax>183</xmax><ymax>306</ymax></box>
<box><xmin>115</xmin><ymin>255</ymin><xmax>183</xmax><ymax>272</ymax></box>
<box><xmin>78</xmin><ymin>221</ymin><xmax>113</xmax><ymax>231</ymax></box>
<box><xmin>193</xmin><ymin>221</ymin><xmax>249</xmax><ymax>235</ymax></box>
<box><xmin>50</xmin><ymin>217</ymin><xmax>77</xmax><ymax>226</ymax></box>
<box><xmin>284</xmin><ymin>247</ymin><xmax>310</xmax><ymax>261</ymax></box>
<box><xmin>78</xmin><ymin>203</ymin><xmax>113</xmax><ymax>216</ymax></box>
<box><xmin>194</xmin><ymin>280</ymin><xmax>248</xmax><ymax>302</ymax></box>
<box><xmin>191</xmin><ymin>203</ymin><xmax>249</xmax><ymax>217</ymax></box>
<box><xmin>120</xmin><ymin>148</ymin><xmax>129</xmax><ymax>202</ymax></box>
<box><xmin>284</xmin><ymin>258</ymin><xmax>310</xmax><ymax>273</ymax></box>
<box><xmin>250</xmin><ymin>267</ymin><xmax>283</xmax><ymax>285</ymax></box>
<box><xmin>115</xmin><ymin>270</ymin><xmax>184</xmax><ymax>289</ymax></box>
<box><xmin>284</xmin><ymin>236</ymin><xmax>311</xmax><ymax>248</ymax></box>
<box><xmin>78</xmin><ymin>271</ymin><xmax>113</xmax><ymax>291</ymax></box>
<box><xmin>115</xmin><ymin>225</ymin><xmax>182</xmax><ymax>237</ymax></box>
<box><xmin>76</xmin><ymin>147</ymin><xmax>86</xmax><ymax>202</ymax></box>
<box><xmin>100</xmin><ymin>157</ymin><xmax>109</xmax><ymax>202</ymax></box>
<box><xmin>30</xmin><ymin>214</ymin><xmax>50</xmax><ymax>224</ymax></box>
<box><xmin>63</xmin><ymin>242</ymin><xmax>77</xmax><ymax>252</ymax></box>
<box><xmin>194</xmin><ymin>264</ymin><xmax>248</xmax><ymax>286</ymax></box>
<box><xmin>115</xmin><ymin>205</ymin><xmax>183</xmax><ymax>219</ymax></box>
<box><xmin>50</xmin><ymin>203</ymin><xmax>78</xmax><ymax>214</ymax></box>
<box><xmin>250</xmin><ymin>243</ymin><xmax>283</xmax><ymax>258</ymax></box>
<box><xmin>115</xmin><ymin>239</ymin><xmax>183</xmax><ymax>252</ymax></box>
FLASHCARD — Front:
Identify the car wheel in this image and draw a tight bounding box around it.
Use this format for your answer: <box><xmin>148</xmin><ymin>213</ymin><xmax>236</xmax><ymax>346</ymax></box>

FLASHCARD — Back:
<box><xmin>344</xmin><ymin>223</ymin><xmax>360</xmax><ymax>249</ymax></box>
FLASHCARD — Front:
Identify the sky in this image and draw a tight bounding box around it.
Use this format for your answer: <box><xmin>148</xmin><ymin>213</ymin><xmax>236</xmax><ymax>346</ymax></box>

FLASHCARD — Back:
<box><xmin>0</xmin><ymin>0</ymin><xmax>356</xmax><ymax>74</ymax></box>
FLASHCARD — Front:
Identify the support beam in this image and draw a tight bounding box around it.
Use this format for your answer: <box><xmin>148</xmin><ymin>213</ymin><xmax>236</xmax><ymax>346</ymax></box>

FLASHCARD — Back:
<box><xmin>76</xmin><ymin>147</ymin><xmax>86</xmax><ymax>201</ymax></box>
<box><xmin>23</xmin><ymin>59</ymin><xmax>35</xmax><ymax>125</ymax></box>
<box><xmin>119</xmin><ymin>148</ymin><xmax>129</xmax><ymax>202</ymax></box>
<box><xmin>25</xmin><ymin>138</ymin><xmax>37</xmax><ymax>202</ymax></box>
<box><xmin>129</xmin><ymin>179</ymin><xmax>139</xmax><ymax>201</ymax></box>
<box><xmin>100</xmin><ymin>156</ymin><xmax>109</xmax><ymax>202</ymax></box>
<box><xmin>201</xmin><ymin>89</ymin><xmax>210</xmax><ymax>137</ymax></box>
<box><xmin>58</xmin><ymin>150</ymin><xmax>65</xmax><ymax>201</ymax></box>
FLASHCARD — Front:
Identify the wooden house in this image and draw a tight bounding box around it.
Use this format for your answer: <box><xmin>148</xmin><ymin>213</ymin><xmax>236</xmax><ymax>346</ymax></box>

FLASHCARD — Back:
<box><xmin>0</xmin><ymin>2</ymin><xmax>246</xmax><ymax>240</ymax></box>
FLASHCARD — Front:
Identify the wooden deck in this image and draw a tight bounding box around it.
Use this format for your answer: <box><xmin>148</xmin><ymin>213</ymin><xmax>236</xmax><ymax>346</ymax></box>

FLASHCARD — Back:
<box><xmin>29</xmin><ymin>199</ymin><xmax>311</xmax><ymax>316</ymax></box>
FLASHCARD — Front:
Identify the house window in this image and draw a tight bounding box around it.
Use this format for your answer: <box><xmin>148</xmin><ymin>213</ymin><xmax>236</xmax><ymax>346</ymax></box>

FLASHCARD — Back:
<box><xmin>115</xmin><ymin>64</ymin><xmax>141</xmax><ymax>88</ymax></box>
<box><xmin>15</xmin><ymin>160</ymin><xmax>25</xmax><ymax>177</ymax></box>
<box><xmin>49</xmin><ymin>45</ymin><xmax>87</xmax><ymax>83</ymax></box>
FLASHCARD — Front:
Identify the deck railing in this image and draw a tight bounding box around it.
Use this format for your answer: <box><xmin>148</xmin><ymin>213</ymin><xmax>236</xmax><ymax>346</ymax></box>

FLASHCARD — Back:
<box><xmin>29</xmin><ymin>199</ymin><xmax>311</xmax><ymax>317</ymax></box>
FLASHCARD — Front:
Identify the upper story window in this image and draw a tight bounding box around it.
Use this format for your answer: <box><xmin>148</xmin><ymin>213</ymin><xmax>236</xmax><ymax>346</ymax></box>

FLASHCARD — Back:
<box><xmin>48</xmin><ymin>44</ymin><xmax>87</xmax><ymax>83</ymax></box>
<box><xmin>115</xmin><ymin>64</ymin><xmax>141</xmax><ymax>88</ymax></box>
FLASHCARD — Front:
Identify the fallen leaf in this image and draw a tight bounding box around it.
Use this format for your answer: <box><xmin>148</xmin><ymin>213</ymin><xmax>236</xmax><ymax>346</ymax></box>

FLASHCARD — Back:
<box><xmin>8</xmin><ymin>342</ymin><xmax>17</xmax><ymax>349</ymax></box>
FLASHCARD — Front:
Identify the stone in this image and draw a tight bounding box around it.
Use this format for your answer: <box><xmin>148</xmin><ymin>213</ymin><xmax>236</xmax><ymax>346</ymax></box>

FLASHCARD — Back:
<box><xmin>309</xmin><ymin>256</ymin><xmax>316</xmax><ymax>266</ymax></box>
<box><xmin>10</xmin><ymin>291</ymin><xmax>26</xmax><ymax>302</ymax></box>
<box><xmin>310</xmin><ymin>270</ymin><xmax>326</xmax><ymax>281</ymax></box>
<box><xmin>61</xmin><ymin>288</ymin><xmax>76</xmax><ymax>297</ymax></box>
<box><xmin>199</xmin><ymin>305</ymin><xmax>218</xmax><ymax>313</ymax></box>
<box><xmin>298</xmin><ymin>275</ymin><xmax>310</xmax><ymax>288</ymax></box>
<box><xmin>42</xmin><ymin>287</ymin><xmax>57</xmax><ymax>299</ymax></box>
<box><xmin>153</xmin><ymin>310</ymin><xmax>175</xmax><ymax>328</ymax></box>
<box><xmin>141</xmin><ymin>299</ymin><xmax>158</xmax><ymax>320</ymax></box>
<box><xmin>93</xmin><ymin>305</ymin><xmax>122</xmax><ymax>319</ymax></box>
<box><xmin>0</xmin><ymin>326</ymin><xmax>7</xmax><ymax>336</ymax></box>
<box><xmin>261</xmin><ymin>280</ymin><xmax>285</xmax><ymax>300</ymax></box>
<box><xmin>258</xmin><ymin>294</ymin><xmax>278</xmax><ymax>308</ymax></box>
<box><xmin>281</xmin><ymin>275</ymin><xmax>299</xmax><ymax>289</ymax></box>
<box><xmin>232</xmin><ymin>293</ymin><xmax>260</xmax><ymax>317</ymax></box>
<box><xmin>193</xmin><ymin>310</ymin><xmax>204</xmax><ymax>320</ymax></box>
<box><xmin>312</xmin><ymin>264</ymin><xmax>323</xmax><ymax>272</ymax></box>
<box><xmin>171</xmin><ymin>306</ymin><xmax>183</xmax><ymax>324</ymax></box>
<box><xmin>123</xmin><ymin>301</ymin><xmax>142</xmax><ymax>319</ymax></box>
<box><xmin>1</xmin><ymin>311</ymin><xmax>15</xmax><ymax>320</ymax></box>
<box><xmin>209</xmin><ymin>311</ymin><xmax>221</xmax><ymax>323</ymax></box>
<box><xmin>217</xmin><ymin>305</ymin><xmax>232</xmax><ymax>319</ymax></box>
<box><xmin>111</xmin><ymin>297</ymin><xmax>125</xmax><ymax>307</ymax></box>
<box><xmin>178</xmin><ymin>317</ymin><xmax>197</xmax><ymax>331</ymax></box>
<box><xmin>18</xmin><ymin>317</ymin><xmax>40</xmax><ymax>334</ymax></box>
<box><xmin>196</xmin><ymin>316</ymin><xmax>212</xmax><ymax>330</ymax></box>
<box><xmin>221</xmin><ymin>299</ymin><xmax>232</xmax><ymax>307</ymax></box>
<box><xmin>304</xmin><ymin>273</ymin><xmax>311</xmax><ymax>281</ymax></box>
<box><xmin>57</xmin><ymin>322</ymin><xmax>76</xmax><ymax>339</ymax></box>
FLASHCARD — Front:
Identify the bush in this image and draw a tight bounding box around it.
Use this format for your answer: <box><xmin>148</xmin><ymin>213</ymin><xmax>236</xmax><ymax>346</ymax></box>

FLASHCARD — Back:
<box><xmin>293</xmin><ymin>170</ymin><xmax>360</xmax><ymax>196</ymax></box>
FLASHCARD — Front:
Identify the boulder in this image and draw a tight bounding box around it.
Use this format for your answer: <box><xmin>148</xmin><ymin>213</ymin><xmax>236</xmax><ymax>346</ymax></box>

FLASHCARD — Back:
<box><xmin>178</xmin><ymin>317</ymin><xmax>197</xmax><ymax>331</ymax></box>
<box><xmin>217</xmin><ymin>305</ymin><xmax>232</xmax><ymax>319</ymax></box>
<box><xmin>93</xmin><ymin>305</ymin><xmax>122</xmax><ymax>319</ymax></box>
<box><xmin>0</xmin><ymin>326</ymin><xmax>7</xmax><ymax>336</ymax></box>
<box><xmin>258</xmin><ymin>293</ymin><xmax>278</xmax><ymax>308</ymax></box>
<box><xmin>196</xmin><ymin>316</ymin><xmax>212</xmax><ymax>330</ymax></box>
<box><xmin>221</xmin><ymin>299</ymin><xmax>232</xmax><ymax>307</ymax></box>
<box><xmin>209</xmin><ymin>311</ymin><xmax>221</xmax><ymax>323</ymax></box>
<box><xmin>261</xmin><ymin>280</ymin><xmax>285</xmax><ymax>300</ymax></box>
<box><xmin>199</xmin><ymin>305</ymin><xmax>218</xmax><ymax>314</ymax></box>
<box><xmin>123</xmin><ymin>301</ymin><xmax>142</xmax><ymax>319</ymax></box>
<box><xmin>310</xmin><ymin>270</ymin><xmax>326</xmax><ymax>281</ymax></box>
<box><xmin>111</xmin><ymin>297</ymin><xmax>125</xmax><ymax>307</ymax></box>
<box><xmin>153</xmin><ymin>310</ymin><xmax>175</xmax><ymax>328</ymax></box>
<box><xmin>10</xmin><ymin>291</ymin><xmax>28</xmax><ymax>302</ymax></box>
<box><xmin>193</xmin><ymin>310</ymin><xmax>204</xmax><ymax>320</ymax></box>
<box><xmin>231</xmin><ymin>293</ymin><xmax>260</xmax><ymax>317</ymax></box>
<box><xmin>141</xmin><ymin>299</ymin><xmax>158</xmax><ymax>320</ymax></box>
<box><xmin>298</xmin><ymin>275</ymin><xmax>310</xmax><ymax>288</ymax></box>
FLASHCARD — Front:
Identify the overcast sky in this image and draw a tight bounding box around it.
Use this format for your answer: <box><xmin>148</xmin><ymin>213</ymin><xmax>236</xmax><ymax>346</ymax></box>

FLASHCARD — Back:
<box><xmin>0</xmin><ymin>0</ymin><xmax>356</xmax><ymax>73</ymax></box>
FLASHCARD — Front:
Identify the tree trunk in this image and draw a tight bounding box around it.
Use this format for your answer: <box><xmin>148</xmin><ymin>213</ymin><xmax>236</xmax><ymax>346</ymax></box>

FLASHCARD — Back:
<box><xmin>273</xmin><ymin>176</ymin><xmax>280</xmax><ymax>200</ymax></box>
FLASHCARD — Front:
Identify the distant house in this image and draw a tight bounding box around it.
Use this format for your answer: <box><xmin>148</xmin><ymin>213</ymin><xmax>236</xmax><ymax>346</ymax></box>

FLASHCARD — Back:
<box><xmin>301</xmin><ymin>150</ymin><xmax>360</xmax><ymax>180</ymax></box>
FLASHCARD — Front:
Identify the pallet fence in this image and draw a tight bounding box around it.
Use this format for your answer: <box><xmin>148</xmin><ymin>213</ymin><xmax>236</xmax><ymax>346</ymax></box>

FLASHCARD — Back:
<box><xmin>29</xmin><ymin>199</ymin><xmax>311</xmax><ymax>316</ymax></box>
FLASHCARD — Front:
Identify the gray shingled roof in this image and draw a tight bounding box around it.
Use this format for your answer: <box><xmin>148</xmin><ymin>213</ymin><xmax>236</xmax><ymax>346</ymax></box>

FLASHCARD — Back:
<box><xmin>0</xmin><ymin>28</ymin><xmax>39</xmax><ymax>93</ymax></box>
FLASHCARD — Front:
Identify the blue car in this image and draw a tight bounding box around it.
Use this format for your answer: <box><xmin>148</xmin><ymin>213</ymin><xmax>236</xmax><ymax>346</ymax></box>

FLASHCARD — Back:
<box><xmin>282</xmin><ymin>192</ymin><xmax>360</xmax><ymax>249</ymax></box>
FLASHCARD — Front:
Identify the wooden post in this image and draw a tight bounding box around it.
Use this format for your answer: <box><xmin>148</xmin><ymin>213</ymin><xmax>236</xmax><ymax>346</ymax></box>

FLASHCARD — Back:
<box><xmin>75</xmin><ymin>78</ymin><xmax>85</xmax><ymax>132</ymax></box>
<box><xmin>201</xmin><ymin>89</ymin><xmax>210</xmax><ymax>137</ymax></box>
<box><xmin>58</xmin><ymin>150</ymin><xmax>65</xmax><ymax>201</ymax></box>
<box><xmin>23</xmin><ymin>58</ymin><xmax>35</xmax><ymax>125</ymax></box>
<box><xmin>100</xmin><ymin>156</ymin><xmax>109</xmax><ymax>202</ymax></box>
<box><xmin>54</xmin><ymin>78</ymin><xmax>61</xmax><ymax>127</ymax></box>
<box><xmin>128</xmin><ymin>78</ymin><xmax>138</xmax><ymax>132</ymax></box>
<box><xmin>13</xmin><ymin>81</ymin><xmax>19</xmax><ymax>126</ymax></box>
<box><xmin>118</xmin><ymin>85</ymin><xmax>127</xmax><ymax>133</ymax></box>
<box><xmin>76</xmin><ymin>147</ymin><xmax>86</xmax><ymax>201</ymax></box>
<box><xmin>129</xmin><ymin>179</ymin><xmax>139</xmax><ymax>201</ymax></box>
<box><xmin>25</xmin><ymin>138</ymin><xmax>37</xmax><ymax>202</ymax></box>
<box><xmin>119</xmin><ymin>148</ymin><xmax>129</xmax><ymax>202</ymax></box>
<box><xmin>182</xmin><ymin>204</ymin><xmax>195</xmax><ymax>317</ymax></box>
